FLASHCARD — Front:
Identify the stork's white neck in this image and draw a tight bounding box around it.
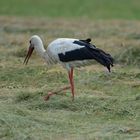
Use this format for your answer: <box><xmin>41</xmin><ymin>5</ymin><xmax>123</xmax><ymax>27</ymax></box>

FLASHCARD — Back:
<box><xmin>31</xmin><ymin>35</ymin><xmax>56</xmax><ymax>65</ymax></box>
<box><xmin>34</xmin><ymin>41</ymin><xmax>46</xmax><ymax>58</ymax></box>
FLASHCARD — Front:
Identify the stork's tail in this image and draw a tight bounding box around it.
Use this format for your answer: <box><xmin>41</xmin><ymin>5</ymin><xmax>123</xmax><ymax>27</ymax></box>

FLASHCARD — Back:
<box><xmin>92</xmin><ymin>48</ymin><xmax>114</xmax><ymax>72</ymax></box>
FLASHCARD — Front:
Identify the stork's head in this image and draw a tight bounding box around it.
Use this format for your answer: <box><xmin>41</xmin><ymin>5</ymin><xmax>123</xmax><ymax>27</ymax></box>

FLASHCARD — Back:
<box><xmin>24</xmin><ymin>35</ymin><xmax>44</xmax><ymax>64</ymax></box>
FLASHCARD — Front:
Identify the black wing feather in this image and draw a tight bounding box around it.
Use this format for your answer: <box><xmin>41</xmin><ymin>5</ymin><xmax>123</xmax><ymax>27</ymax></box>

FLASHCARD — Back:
<box><xmin>80</xmin><ymin>38</ymin><xmax>91</xmax><ymax>43</ymax></box>
<box><xmin>58</xmin><ymin>40</ymin><xmax>114</xmax><ymax>72</ymax></box>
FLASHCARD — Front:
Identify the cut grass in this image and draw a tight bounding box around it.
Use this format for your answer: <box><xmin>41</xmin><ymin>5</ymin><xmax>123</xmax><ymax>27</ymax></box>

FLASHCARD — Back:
<box><xmin>115</xmin><ymin>46</ymin><xmax>140</xmax><ymax>66</ymax></box>
<box><xmin>0</xmin><ymin>16</ymin><xmax>140</xmax><ymax>140</ymax></box>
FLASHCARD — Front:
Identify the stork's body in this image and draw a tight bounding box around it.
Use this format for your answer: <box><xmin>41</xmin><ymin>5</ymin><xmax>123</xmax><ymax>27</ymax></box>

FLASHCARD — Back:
<box><xmin>24</xmin><ymin>35</ymin><xmax>113</xmax><ymax>100</ymax></box>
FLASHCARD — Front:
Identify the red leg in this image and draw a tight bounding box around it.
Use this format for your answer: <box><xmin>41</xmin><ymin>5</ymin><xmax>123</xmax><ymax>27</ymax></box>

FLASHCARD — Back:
<box><xmin>44</xmin><ymin>68</ymin><xmax>75</xmax><ymax>101</ymax></box>
<box><xmin>44</xmin><ymin>86</ymin><xmax>70</xmax><ymax>101</ymax></box>
<box><xmin>68</xmin><ymin>68</ymin><xmax>75</xmax><ymax>101</ymax></box>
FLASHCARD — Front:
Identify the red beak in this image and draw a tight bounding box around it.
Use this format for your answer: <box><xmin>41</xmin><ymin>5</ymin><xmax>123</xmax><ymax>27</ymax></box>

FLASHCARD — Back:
<box><xmin>23</xmin><ymin>45</ymin><xmax>34</xmax><ymax>65</ymax></box>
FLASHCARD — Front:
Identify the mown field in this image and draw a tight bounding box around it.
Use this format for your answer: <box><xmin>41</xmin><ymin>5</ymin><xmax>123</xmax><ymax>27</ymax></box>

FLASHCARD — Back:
<box><xmin>0</xmin><ymin>0</ymin><xmax>140</xmax><ymax>140</ymax></box>
<box><xmin>0</xmin><ymin>16</ymin><xmax>140</xmax><ymax>140</ymax></box>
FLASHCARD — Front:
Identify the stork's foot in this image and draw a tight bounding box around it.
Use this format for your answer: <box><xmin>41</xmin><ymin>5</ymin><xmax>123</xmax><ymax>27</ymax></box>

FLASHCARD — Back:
<box><xmin>44</xmin><ymin>86</ymin><xmax>70</xmax><ymax>101</ymax></box>
<box><xmin>72</xmin><ymin>96</ymin><xmax>74</xmax><ymax>101</ymax></box>
<box><xmin>44</xmin><ymin>92</ymin><xmax>56</xmax><ymax>101</ymax></box>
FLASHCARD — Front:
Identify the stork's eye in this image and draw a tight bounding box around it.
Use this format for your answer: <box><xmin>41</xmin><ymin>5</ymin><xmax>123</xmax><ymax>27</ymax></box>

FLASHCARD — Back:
<box><xmin>29</xmin><ymin>40</ymin><xmax>31</xmax><ymax>44</ymax></box>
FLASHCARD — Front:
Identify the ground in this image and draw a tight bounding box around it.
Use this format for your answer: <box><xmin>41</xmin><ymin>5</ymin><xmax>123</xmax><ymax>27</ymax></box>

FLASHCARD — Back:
<box><xmin>0</xmin><ymin>1</ymin><xmax>140</xmax><ymax>140</ymax></box>
<box><xmin>0</xmin><ymin>16</ymin><xmax>140</xmax><ymax>140</ymax></box>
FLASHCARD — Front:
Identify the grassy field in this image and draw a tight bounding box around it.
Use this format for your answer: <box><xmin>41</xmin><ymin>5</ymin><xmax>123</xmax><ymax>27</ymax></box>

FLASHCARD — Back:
<box><xmin>0</xmin><ymin>16</ymin><xmax>140</xmax><ymax>140</ymax></box>
<box><xmin>0</xmin><ymin>0</ymin><xmax>140</xmax><ymax>19</ymax></box>
<box><xmin>0</xmin><ymin>0</ymin><xmax>140</xmax><ymax>139</ymax></box>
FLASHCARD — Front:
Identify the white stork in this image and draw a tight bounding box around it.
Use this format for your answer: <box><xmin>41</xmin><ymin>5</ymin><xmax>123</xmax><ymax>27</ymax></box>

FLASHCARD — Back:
<box><xmin>24</xmin><ymin>35</ymin><xmax>113</xmax><ymax>101</ymax></box>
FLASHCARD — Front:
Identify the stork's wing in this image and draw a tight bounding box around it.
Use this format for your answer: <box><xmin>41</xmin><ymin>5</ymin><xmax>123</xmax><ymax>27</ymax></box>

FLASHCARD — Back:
<box><xmin>58</xmin><ymin>40</ymin><xmax>114</xmax><ymax>72</ymax></box>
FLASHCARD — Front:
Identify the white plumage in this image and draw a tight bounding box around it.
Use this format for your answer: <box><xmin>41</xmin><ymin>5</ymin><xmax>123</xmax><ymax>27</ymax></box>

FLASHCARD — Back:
<box><xmin>45</xmin><ymin>38</ymin><xmax>90</xmax><ymax>68</ymax></box>
<box><xmin>24</xmin><ymin>35</ymin><xmax>113</xmax><ymax>101</ymax></box>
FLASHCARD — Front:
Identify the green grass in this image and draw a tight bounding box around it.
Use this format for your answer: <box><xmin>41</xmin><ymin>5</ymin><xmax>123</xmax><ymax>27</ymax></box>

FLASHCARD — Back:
<box><xmin>0</xmin><ymin>0</ymin><xmax>140</xmax><ymax>19</ymax></box>
<box><xmin>0</xmin><ymin>16</ymin><xmax>140</xmax><ymax>139</ymax></box>
<box><xmin>1</xmin><ymin>1</ymin><xmax>140</xmax><ymax>139</ymax></box>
